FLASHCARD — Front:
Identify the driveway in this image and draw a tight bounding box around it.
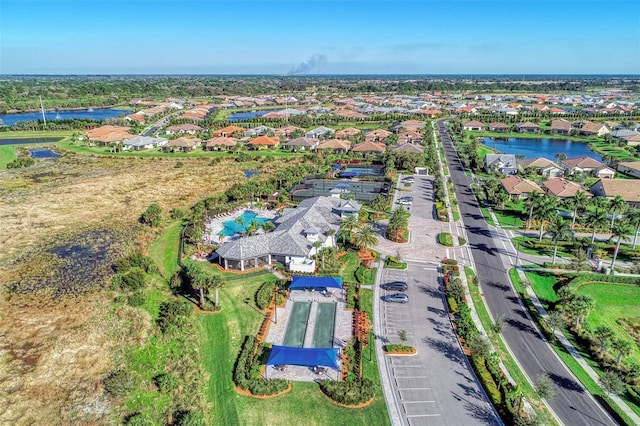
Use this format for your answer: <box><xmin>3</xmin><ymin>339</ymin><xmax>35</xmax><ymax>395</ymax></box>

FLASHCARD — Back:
<box><xmin>374</xmin><ymin>174</ymin><xmax>501</xmax><ymax>425</ymax></box>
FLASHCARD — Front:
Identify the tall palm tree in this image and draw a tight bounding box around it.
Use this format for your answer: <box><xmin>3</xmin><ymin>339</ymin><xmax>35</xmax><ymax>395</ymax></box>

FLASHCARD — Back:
<box><xmin>566</xmin><ymin>190</ymin><xmax>589</xmax><ymax>229</ymax></box>
<box><xmin>312</xmin><ymin>240</ymin><xmax>324</xmax><ymax>269</ymax></box>
<box><xmin>626</xmin><ymin>208</ymin><xmax>640</xmax><ymax>249</ymax></box>
<box><xmin>325</xmin><ymin>228</ymin><xmax>337</xmax><ymax>248</ymax></box>
<box><xmin>387</xmin><ymin>207</ymin><xmax>410</xmax><ymax>238</ymax></box>
<box><xmin>340</xmin><ymin>214</ymin><xmax>360</xmax><ymax>244</ymax></box>
<box><xmin>585</xmin><ymin>210</ymin><xmax>609</xmax><ymax>245</ymax></box>
<box><xmin>608</xmin><ymin>195</ymin><xmax>627</xmax><ymax>232</ymax></box>
<box><xmin>609</xmin><ymin>219</ymin><xmax>633</xmax><ymax>272</ymax></box>
<box><xmin>593</xmin><ymin>325</ymin><xmax>615</xmax><ymax>357</ymax></box>
<box><xmin>547</xmin><ymin>216</ymin><xmax>572</xmax><ymax>264</ymax></box>
<box><xmin>611</xmin><ymin>338</ymin><xmax>633</xmax><ymax>366</ymax></box>
<box><xmin>353</xmin><ymin>224</ymin><xmax>379</xmax><ymax>254</ymax></box>
<box><xmin>534</xmin><ymin>194</ymin><xmax>560</xmax><ymax>242</ymax></box>
<box><xmin>592</xmin><ymin>196</ymin><xmax>609</xmax><ymax>214</ymax></box>
<box><xmin>525</xmin><ymin>191</ymin><xmax>542</xmax><ymax>230</ymax></box>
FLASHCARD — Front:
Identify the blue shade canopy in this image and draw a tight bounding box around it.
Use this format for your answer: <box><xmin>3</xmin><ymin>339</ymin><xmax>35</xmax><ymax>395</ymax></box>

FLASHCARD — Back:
<box><xmin>332</xmin><ymin>163</ymin><xmax>342</xmax><ymax>169</ymax></box>
<box><xmin>335</xmin><ymin>182</ymin><xmax>351</xmax><ymax>189</ymax></box>
<box><xmin>266</xmin><ymin>345</ymin><xmax>340</xmax><ymax>370</ymax></box>
<box><xmin>290</xmin><ymin>276</ymin><xmax>343</xmax><ymax>290</ymax></box>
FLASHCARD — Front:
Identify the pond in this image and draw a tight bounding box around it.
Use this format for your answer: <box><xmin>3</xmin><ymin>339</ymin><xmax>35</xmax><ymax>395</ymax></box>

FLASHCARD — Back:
<box><xmin>0</xmin><ymin>137</ymin><xmax>64</xmax><ymax>145</ymax></box>
<box><xmin>244</xmin><ymin>169</ymin><xmax>260</xmax><ymax>178</ymax></box>
<box><xmin>30</xmin><ymin>149</ymin><xmax>61</xmax><ymax>158</ymax></box>
<box><xmin>227</xmin><ymin>109</ymin><xmax>282</xmax><ymax>122</ymax></box>
<box><xmin>481</xmin><ymin>137</ymin><xmax>603</xmax><ymax>161</ymax></box>
<box><xmin>0</xmin><ymin>108</ymin><xmax>132</xmax><ymax>126</ymax></box>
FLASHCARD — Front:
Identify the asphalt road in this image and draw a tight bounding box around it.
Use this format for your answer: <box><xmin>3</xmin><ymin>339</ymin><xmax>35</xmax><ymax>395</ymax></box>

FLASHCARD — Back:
<box><xmin>436</xmin><ymin>120</ymin><xmax>616</xmax><ymax>426</ymax></box>
<box><xmin>376</xmin><ymin>174</ymin><xmax>501</xmax><ymax>425</ymax></box>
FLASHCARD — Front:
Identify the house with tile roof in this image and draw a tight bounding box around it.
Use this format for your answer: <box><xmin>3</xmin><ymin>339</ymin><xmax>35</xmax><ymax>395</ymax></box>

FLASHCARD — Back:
<box><xmin>616</xmin><ymin>161</ymin><xmax>640</xmax><ymax>179</ymax></box>
<box><xmin>351</xmin><ymin>140</ymin><xmax>386</xmax><ymax>154</ymax></box>
<box><xmin>500</xmin><ymin>175</ymin><xmax>544</xmax><ymax>200</ymax></box>
<box><xmin>162</xmin><ymin>137</ymin><xmax>202</xmax><ymax>152</ymax></box>
<box><xmin>515</xmin><ymin>122</ymin><xmax>541</xmax><ymax>133</ymax></box>
<box><xmin>578</xmin><ymin>121</ymin><xmax>610</xmax><ymax>137</ymax></box>
<box><xmin>275</xmin><ymin>125</ymin><xmax>304</xmax><ymax>138</ymax></box>
<box><xmin>305</xmin><ymin>126</ymin><xmax>335</xmax><ymax>139</ymax></box>
<box><xmin>484</xmin><ymin>154</ymin><xmax>518</xmax><ymax>175</ymax></box>
<box><xmin>282</xmin><ymin>137</ymin><xmax>319</xmax><ymax>151</ymax></box>
<box><xmin>216</xmin><ymin>196</ymin><xmax>361</xmax><ymax>272</ymax></box>
<box><xmin>365</xmin><ymin>129</ymin><xmax>392</xmax><ymax>142</ymax></box>
<box><xmin>519</xmin><ymin>157</ymin><xmax>564</xmax><ymax>177</ymax></box>
<box><xmin>488</xmin><ymin>122</ymin><xmax>509</xmax><ymax>132</ymax></box>
<box><xmin>542</xmin><ymin>177</ymin><xmax>590</xmax><ymax>199</ymax></box>
<box><xmin>317</xmin><ymin>139</ymin><xmax>351</xmax><ymax>153</ymax></box>
<box><xmin>165</xmin><ymin>123</ymin><xmax>203</xmax><ymax>135</ymax></box>
<box><xmin>123</xmin><ymin>136</ymin><xmax>168</xmax><ymax>151</ymax></box>
<box><xmin>390</xmin><ymin>143</ymin><xmax>424</xmax><ymax>154</ymax></box>
<box><xmin>463</xmin><ymin>120</ymin><xmax>485</xmax><ymax>131</ymax></box>
<box><xmin>397</xmin><ymin>130</ymin><xmax>423</xmax><ymax>145</ymax></box>
<box><xmin>589</xmin><ymin>179</ymin><xmax>640</xmax><ymax>208</ymax></box>
<box><xmin>213</xmin><ymin>125</ymin><xmax>245</xmax><ymax>138</ymax></box>
<box><xmin>335</xmin><ymin>127</ymin><xmax>361</xmax><ymax>139</ymax></box>
<box><xmin>205</xmin><ymin>137</ymin><xmax>237</xmax><ymax>151</ymax></box>
<box><xmin>246</xmin><ymin>136</ymin><xmax>279</xmax><ymax>149</ymax></box>
<box><xmin>560</xmin><ymin>156</ymin><xmax>615</xmax><ymax>178</ymax></box>
<box><xmin>550</xmin><ymin>119</ymin><xmax>572</xmax><ymax>135</ymax></box>
<box><xmin>86</xmin><ymin>125</ymin><xmax>135</xmax><ymax>146</ymax></box>
<box><xmin>244</xmin><ymin>125</ymin><xmax>276</xmax><ymax>138</ymax></box>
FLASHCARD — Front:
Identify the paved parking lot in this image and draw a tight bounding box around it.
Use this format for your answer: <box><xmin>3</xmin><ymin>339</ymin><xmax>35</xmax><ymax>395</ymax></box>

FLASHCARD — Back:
<box><xmin>375</xmin><ymin>173</ymin><xmax>500</xmax><ymax>425</ymax></box>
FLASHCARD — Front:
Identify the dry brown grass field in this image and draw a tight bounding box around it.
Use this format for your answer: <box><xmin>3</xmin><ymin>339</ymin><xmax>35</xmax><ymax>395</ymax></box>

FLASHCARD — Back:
<box><xmin>0</xmin><ymin>152</ymin><xmax>285</xmax><ymax>424</ymax></box>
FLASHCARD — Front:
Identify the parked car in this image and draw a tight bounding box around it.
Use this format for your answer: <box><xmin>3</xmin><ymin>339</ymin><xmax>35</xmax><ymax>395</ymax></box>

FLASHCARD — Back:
<box><xmin>397</xmin><ymin>196</ymin><xmax>413</xmax><ymax>205</ymax></box>
<box><xmin>383</xmin><ymin>293</ymin><xmax>409</xmax><ymax>303</ymax></box>
<box><xmin>381</xmin><ymin>281</ymin><xmax>408</xmax><ymax>291</ymax></box>
<box><xmin>401</xmin><ymin>177</ymin><xmax>415</xmax><ymax>184</ymax></box>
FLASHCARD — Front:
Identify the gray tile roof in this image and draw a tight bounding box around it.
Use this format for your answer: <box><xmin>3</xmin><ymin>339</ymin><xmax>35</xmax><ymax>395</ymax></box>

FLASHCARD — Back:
<box><xmin>216</xmin><ymin>197</ymin><xmax>347</xmax><ymax>261</ymax></box>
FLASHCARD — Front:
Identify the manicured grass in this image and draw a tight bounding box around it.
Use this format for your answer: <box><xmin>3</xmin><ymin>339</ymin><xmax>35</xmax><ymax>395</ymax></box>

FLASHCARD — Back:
<box><xmin>0</xmin><ymin>145</ymin><xmax>16</xmax><ymax>169</ymax></box>
<box><xmin>149</xmin><ymin>220</ymin><xmax>183</xmax><ymax>279</ymax></box>
<box><xmin>523</xmin><ymin>271</ymin><xmax>560</xmax><ymax>308</ymax></box>
<box><xmin>480</xmin><ymin>207</ymin><xmax>497</xmax><ymax>227</ymax></box>
<box><xmin>492</xmin><ymin>204</ymin><xmax>525</xmax><ymax>229</ymax></box>
<box><xmin>0</xmin><ymin>130</ymin><xmax>74</xmax><ymax>139</ymax></box>
<box><xmin>511</xmin><ymin>236</ymin><xmax>574</xmax><ymax>260</ymax></box>
<box><xmin>577</xmin><ymin>283</ymin><xmax>640</xmax><ymax>365</ymax></box>
<box><xmin>198</xmin><ymin>270</ymin><xmax>389</xmax><ymax>425</ymax></box>
<box><xmin>438</xmin><ymin>232</ymin><xmax>454</xmax><ymax>247</ymax></box>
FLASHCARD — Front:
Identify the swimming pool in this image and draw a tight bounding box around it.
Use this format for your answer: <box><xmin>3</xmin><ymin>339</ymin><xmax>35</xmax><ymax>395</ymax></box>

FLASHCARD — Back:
<box><xmin>341</xmin><ymin>167</ymin><xmax>385</xmax><ymax>177</ymax></box>
<box><xmin>218</xmin><ymin>210</ymin><xmax>270</xmax><ymax>236</ymax></box>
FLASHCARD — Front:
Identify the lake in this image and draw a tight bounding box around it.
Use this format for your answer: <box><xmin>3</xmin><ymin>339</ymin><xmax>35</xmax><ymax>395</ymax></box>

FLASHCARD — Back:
<box><xmin>0</xmin><ymin>108</ymin><xmax>132</xmax><ymax>126</ymax></box>
<box><xmin>0</xmin><ymin>137</ymin><xmax>64</xmax><ymax>146</ymax></box>
<box><xmin>481</xmin><ymin>137</ymin><xmax>603</xmax><ymax>161</ymax></box>
<box><xmin>227</xmin><ymin>109</ymin><xmax>281</xmax><ymax>122</ymax></box>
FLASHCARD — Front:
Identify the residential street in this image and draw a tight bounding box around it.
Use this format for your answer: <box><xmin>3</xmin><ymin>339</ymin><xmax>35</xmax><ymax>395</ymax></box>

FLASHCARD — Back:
<box><xmin>436</xmin><ymin>120</ymin><xmax>616</xmax><ymax>426</ymax></box>
<box><xmin>373</xmin><ymin>174</ymin><xmax>501</xmax><ymax>426</ymax></box>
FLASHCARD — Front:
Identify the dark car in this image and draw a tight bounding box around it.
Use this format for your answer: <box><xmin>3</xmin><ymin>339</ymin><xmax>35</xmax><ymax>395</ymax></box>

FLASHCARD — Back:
<box><xmin>383</xmin><ymin>293</ymin><xmax>409</xmax><ymax>303</ymax></box>
<box><xmin>381</xmin><ymin>281</ymin><xmax>408</xmax><ymax>291</ymax></box>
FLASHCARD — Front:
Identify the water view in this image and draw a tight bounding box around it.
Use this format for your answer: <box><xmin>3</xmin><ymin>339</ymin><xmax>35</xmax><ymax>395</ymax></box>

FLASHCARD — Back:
<box><xmin>227</xmin><ymin>109</ymin><xmax>281</xmax><ymax>122</ymax></box>
<box><xmin>0</xmin><ymin>108</ymin><xmax>132</xmax><ymax>126</ymax></box>
<box><xmin>0</xmin><ymin>137</ymin><xmax>64</xmax><ymax>146</ymax></box>
<box><xmin>482</xmin><ymin>137</ymin><xmax>603</xmax><ymax>161</ymax></box>
<box><xmin>30</xmin><ymin>149</ymin><xmax>61</xmax><ymax>159</ymax></box>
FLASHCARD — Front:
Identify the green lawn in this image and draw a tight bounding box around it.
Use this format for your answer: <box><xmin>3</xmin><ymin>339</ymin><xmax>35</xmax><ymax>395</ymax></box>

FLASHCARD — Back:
<box><xmin>149</xmin><ymin>220</ymin><xmax>183</xmax><ymax>279</ymax></box>
<box><xmin>198</xmin><ymin>271</ymin><xmax>389</xmax><ymax>425</ymax></box>
<box><xmin>0</xmin><ymin>145</ymin><xmax>16</xmax><ymax>169</ymax></box>
<box><xmin>523</xmin><ymin>271</ymin><xmax>560</xmax><ymax>308</ymax></box>
<box><xmin>511</xmin><ymin>236</ymin><xmax>574</xmax><ymax>260</ymax></box>
<box><xmin>480</xmin><ymin>207</ymin><xmax>497</xmax><ymax>227</ymax></box>
<box><xmin>577</xmin><ymin>283</ymin><xmax>640</xmax><ymax>365</ymax></box>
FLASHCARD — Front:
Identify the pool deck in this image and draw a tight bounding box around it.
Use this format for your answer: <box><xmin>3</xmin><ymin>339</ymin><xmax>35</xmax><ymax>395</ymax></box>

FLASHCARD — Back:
<box><xmin>264</xmin><ymin>289</ymin><xmax>353</xmax><ymax>382</ymax></box>
<box><xmin>204</xmin><ymin>207</ymin><xmax>277</xmax><ymax>245</ymax></box>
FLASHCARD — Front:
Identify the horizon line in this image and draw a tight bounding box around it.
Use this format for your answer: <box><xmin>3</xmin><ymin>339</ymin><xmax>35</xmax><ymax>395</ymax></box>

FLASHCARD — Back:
<box><xmin>2</xmin><ymin>73</ymin><xmax>640</xmax><ymax>77</ymax></box>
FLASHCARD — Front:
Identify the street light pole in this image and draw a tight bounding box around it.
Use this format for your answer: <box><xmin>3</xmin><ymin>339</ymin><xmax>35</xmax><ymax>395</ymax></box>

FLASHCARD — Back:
<box><xmin>515</xmin><ymin>241</ymin><xmax>521</xmax><ymax>266</ymax></box>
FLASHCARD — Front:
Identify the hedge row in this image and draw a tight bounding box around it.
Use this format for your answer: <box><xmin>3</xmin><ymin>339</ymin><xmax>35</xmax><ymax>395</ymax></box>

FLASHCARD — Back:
<box><xmin>319</xmin><ymin>379</ymin><xmax>375</xmax><ymax>406</ymax></box>
<box><xmin>570</xmin><ymin>273</ymin><xmax>640</xmax><ymax>287</ymax></box>
<box><xmin>470</xmin><ymin>355</ymin><xmax>503</xmax><ymax>405</ymax></box>
<box><xmin>233</xmin><ymin>336</ymin><xmax>289</xmax><ymax>396</ymax></box>
<box><xmin>255</xmin><ymin>281</ymin><xmax>276</xmax><ymax>310</ymax></box>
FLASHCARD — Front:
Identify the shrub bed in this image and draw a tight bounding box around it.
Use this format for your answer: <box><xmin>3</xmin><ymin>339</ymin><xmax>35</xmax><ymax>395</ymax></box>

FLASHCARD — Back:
<box><xmin>233</xmin><ymin>336</ymin><xmax>290</xmax><ymax>396</ymax></box>
<box><xmin>255</xmin><ymin>281</ymin><xmax>276</xmax><ymax>310</ymax></box>
<box><xmin>384</xmin><ymin>344</ymin><xmax>416</xmax><ymax>354</ymax></box>
<box><xmin>384</xmin><ymin>256</ymin><xmax>407</xmax><ymax>269</ymax></box>
<box><xmin>319</xmin><ymin>379</ymin><xmax>375</xmax><ymax>407</ymax></box>
<box><xmin>438</xmin><ymin>232</ymin><xmax>454</xmax><ymax>247</ymax></box>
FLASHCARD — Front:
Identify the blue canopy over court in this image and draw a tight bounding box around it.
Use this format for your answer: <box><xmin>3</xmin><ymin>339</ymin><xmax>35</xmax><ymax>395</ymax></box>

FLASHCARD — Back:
<box><xmin>266</xmin><ymin>345</ymin><xmax>340</xmax><ymax>369</ymax></box>
<box><xmin>290</xmin><ymin>275</ymin><xmax>343</xmax><ymax>290</ymax></box>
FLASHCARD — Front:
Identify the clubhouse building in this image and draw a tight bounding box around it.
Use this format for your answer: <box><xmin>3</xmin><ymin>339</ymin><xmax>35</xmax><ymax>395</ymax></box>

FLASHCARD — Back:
<box><xmin>215</xmin><ymin>196</ymin><xmax>361</xmax><ymax>272</ymax></box>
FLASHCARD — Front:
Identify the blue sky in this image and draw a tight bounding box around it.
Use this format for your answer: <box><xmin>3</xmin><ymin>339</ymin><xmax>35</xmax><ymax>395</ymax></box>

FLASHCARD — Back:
<box><xmin>1</xmin><ymin>0</ymin><xmax>639</xmax><ymax>75</ymax></box>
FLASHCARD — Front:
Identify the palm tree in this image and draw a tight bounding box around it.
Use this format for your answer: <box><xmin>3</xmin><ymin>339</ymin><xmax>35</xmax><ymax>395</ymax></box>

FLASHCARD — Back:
<box><xmin>609</xmin><ymin>219</ymin><xmax>633</xmax><ymax>272</ymax></box>
<box><xmin>608</xmin><ymin>195</ymin><xmax>627</xmax><ymax>231</ymax></box>
<box><xmin>534</xmin><ymin>194</ymin><xmax>560</xmax><ymax>242</ymax></box>
<box><xmin>340</xmin><ymin>214</ymin><xmax>360</xmax><ymax>244</ymax></box>
<box><xmin>312</xmin><ymin>240</ymin><xmax>324</xmax><ymax>269</ymax></box>
<box><xmin>325</xmin><ymin>228</ymin><xmax>336</xmax><ymax>248</ymax></box>
<box><xmin>547</xmin><ymin>216</ymin><xmax>572</xmax><ymax>264</ymax></box>
<box><xmin>626</xmin><ymin>208</ymin><xmax>640</xmax><ymax>249</ymax></box>
<box><xmin>585</xmin><ymin>210</ymin><xmax>608</xmax><ymax>245</ymax></box>
<box><xmin>567</xmin><ymin>294</ymin><xmax>595</xmax><ymax>331</ymax></box>
<box><xmin>261</xmin><ymin>221</ymin><xmax>276</xmax><ymax>233</ymax></box>
<box><xmin>387</xmin><ymin>207</ymin><xmax>410</xmax><ymax>240</ymax></box>
<box><xmin>353</xmin><ymin>224</ymin><xmax>379</xmax><ymax>254</ymax></box>
<box><xmin>566</xmin><ymin>190</ymin><xmax>589</xmax><ymax>229</ymax></box>
<box><xmin>524</xmin><ymin>191</ymin><xmax>542</xmax><ymax>230</ymax></box>
<box><xmin>611</xmin><ymin>338</ymin><xmax>633</xmax><ymax>366</ymax></box>
<box><xmin>593</xmin><ymin>325</ymin><xmax>615</xmax><ymax>357</ymax></box>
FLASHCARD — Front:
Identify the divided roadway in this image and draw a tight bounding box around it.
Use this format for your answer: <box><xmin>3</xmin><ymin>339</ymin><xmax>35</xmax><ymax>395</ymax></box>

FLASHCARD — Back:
<box><xmin>436</xmin><ymin>120</ymin><xmax>616</xmax><ymax>426</ymax></box>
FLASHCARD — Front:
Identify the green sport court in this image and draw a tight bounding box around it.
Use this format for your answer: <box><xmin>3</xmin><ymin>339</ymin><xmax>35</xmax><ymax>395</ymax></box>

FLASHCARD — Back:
<box><xmin>282</xmin><ymin>301</ymin><xmax>337</xmax><ymax>348</ymax></box>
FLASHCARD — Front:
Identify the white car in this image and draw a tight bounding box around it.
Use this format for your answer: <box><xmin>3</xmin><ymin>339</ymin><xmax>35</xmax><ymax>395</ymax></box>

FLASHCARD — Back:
<box><xmin>401</xmin><ymin>177</ymin><xmax>415</xmax><ymax>184</ymax></box>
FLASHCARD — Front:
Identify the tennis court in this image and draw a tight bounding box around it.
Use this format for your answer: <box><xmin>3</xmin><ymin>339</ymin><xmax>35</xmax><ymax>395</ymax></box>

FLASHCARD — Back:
<box><xmin>312</xmin><ymin>303</ymin><xmax>336</xmax><ymax>348</ymax></box>
<box><xmin>282</xmin><ymin>301</ymin><xmax>311</xmax><ymax>347</ymax></box>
